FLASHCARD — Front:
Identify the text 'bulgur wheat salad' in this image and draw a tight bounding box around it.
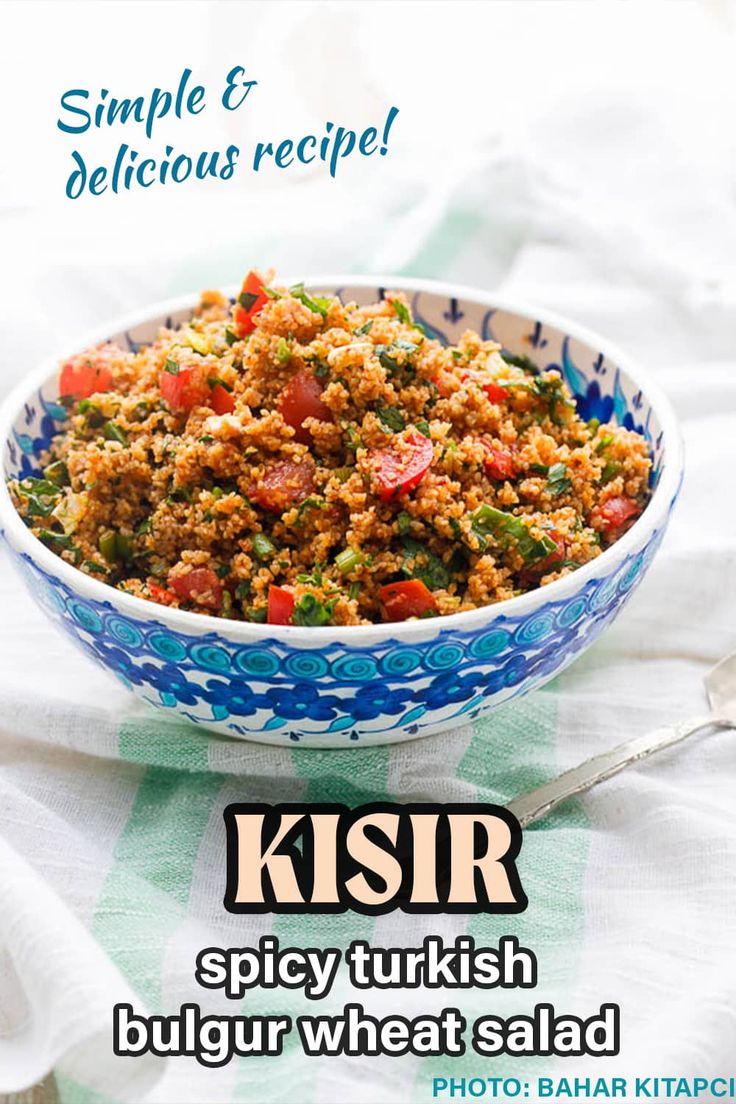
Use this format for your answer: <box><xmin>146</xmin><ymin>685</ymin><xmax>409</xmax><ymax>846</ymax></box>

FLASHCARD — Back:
<box><xmin>10</xmin><ymin>272</ymin><xmax>651</xmax><ymax>626</ymax></box>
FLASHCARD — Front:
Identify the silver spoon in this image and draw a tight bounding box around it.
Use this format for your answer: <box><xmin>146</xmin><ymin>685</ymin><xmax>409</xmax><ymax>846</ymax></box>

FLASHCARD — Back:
<box><xmin>507</xmin><ymin>651</ymin><xmax>736</xmax><ymax>829</ymax></box>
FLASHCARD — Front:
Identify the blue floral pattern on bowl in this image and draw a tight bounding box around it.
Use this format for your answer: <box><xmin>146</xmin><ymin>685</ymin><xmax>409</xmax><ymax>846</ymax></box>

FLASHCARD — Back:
<box><xmin>0</xmin><ymin>279</ymin><xmax>682</xmax><ymax>747</ymax></box>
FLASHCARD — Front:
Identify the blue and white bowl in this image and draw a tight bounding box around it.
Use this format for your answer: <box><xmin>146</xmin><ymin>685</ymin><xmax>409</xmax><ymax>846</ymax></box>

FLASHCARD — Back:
<box><xmin>0</xmin><ymin>277</ymin><xmax>683</xmax><ymax>747</ymax></box>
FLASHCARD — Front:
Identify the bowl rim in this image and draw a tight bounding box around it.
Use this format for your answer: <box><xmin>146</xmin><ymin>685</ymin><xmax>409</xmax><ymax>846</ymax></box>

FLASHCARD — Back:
<box><xmin>0</xmin><ymin>274</ymin><xmax>684</xmax><ymax>643</ymax></box>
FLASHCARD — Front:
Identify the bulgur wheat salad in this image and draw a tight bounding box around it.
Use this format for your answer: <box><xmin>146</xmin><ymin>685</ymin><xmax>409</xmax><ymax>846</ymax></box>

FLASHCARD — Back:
<box><xmin>10</xmin><ymin>272</ymin><xmax>651</xmax><ymax>626</ymax></box>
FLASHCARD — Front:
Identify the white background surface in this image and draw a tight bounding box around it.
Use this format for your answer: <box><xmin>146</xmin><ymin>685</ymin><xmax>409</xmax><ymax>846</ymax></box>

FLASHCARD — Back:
<box><xmin>1</xmin><ymin>1</ymin><xmax>736</xmax><ymax>1100</ymax></box>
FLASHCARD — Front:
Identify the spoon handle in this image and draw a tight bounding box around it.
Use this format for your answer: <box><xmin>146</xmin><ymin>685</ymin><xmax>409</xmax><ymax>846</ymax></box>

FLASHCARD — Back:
<box><xmin>506</xmin><ymin>714</ymin><xmax>726</xmax><ymax>829</ymax></box>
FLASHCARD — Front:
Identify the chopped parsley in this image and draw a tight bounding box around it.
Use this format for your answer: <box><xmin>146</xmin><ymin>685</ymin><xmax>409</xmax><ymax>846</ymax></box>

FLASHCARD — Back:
<box><xmin>39</xmin><ymin>529</ymin><xmax>76</xmax><ymax>552</ymax></box>
<box><xmin>289</xmin><ymin>283</ymin><xmax>331</xmax><ymax>317</ymax></box>
<box><xmin>377</xmin><ymin>406</ymin><xmax>405</xmax><ymax>433</ymax></box>
<box><xmin>291</xmin><ymin>592</ymin><xmax>338</xmax><ymax>627</ymax></box>
<box><xmin>18</xmin><ymin>477</ymin><xmax>61</xmax><ymax>518</ymax></box>
<box><xmin>546</xmin><ymin>462</ymin><xmax>572</xmax><ymax>497</ymax></box>
<box><xmin>401</xmin><ymin>537</ymin><xmax>451</xmax><ymax>590</ymax></box>
<box><xmin>247</xmin><ymin>606</ymin><xmax>268</xmax><ymax>622</ymax></box>
<box><xmin>103</xmin><ymin>422</ymin><xmax>129</xmax><ymax>447</ymax></box>
<box><xmin>164</xmin><ymin>358</ymin><xmax>179</xmax><ymax>375</ymax></box>
<box><xmin>238</xmin><ymin>290</ymin><xmax>259</xmax><ymax>311</ymax></box>
<box><xmin>375</xmin><ymin>340</ymin><xmax>420</xmax><ymax>378</ymax></box>
<box><xmin>397</xmin><ymin>511</ymin><xmax>412</xmax><ymax>536</ymax></box>
<box><xmin>295</xmin><ymin>496</ymin><xmax>324</xmax><ymax>524</ymax></box>
<box><xmin>501</xmin><ymin>351</ymin><xmax>539</xmax><ymax>374</ymax></box>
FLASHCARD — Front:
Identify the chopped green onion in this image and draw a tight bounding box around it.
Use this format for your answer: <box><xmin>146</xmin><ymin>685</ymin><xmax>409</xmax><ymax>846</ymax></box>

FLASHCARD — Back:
<box><xmin>252</xmin><ymin>532</ymin><xmax>276</xmax><ymax>561</ymax></box>
<box><xmin>595</xmin><ymin>433</ymin><xmax>614</xmax><ymax>454</ymax></box>
<box><xmin>354</xmin><ymin>320</ymin><xmax>373</xmax><ymax>336</ymax></box>
<box><xmin>79</xmin><ymin>400</ymin><xmax>105</xmax><ymax>428</ymax></box>
<box><xmin>587</xmin><ymin>417</ymin><xmax>600</xmax><ymax>432</ymax></box>
<box><xmin>335</xmin><ymin>547</ymin><xmax>364</xmax><ymax>574</ymax></box>
<box><xmin>98</xmin><ymin>529</ymin><xmax>132</xmax><ymax>564</ymax></box>
<box><xmin>224</xmin><ymin>327</ymin><xmax>238</xmax><ymax>347</ymax></box>
<box><xmin>414</xmin><ymin>419</ymin><xmax>431</xmax><ymax>438</ymax></box>
<box><xmin>235</xmin><ymin>580</ymin><xmax>251</xmax><ymax>600</ymax></box>
<box><xmin>471</xmin><ymin>505</ymin><xmax>557</xmax><ymax>562</ymax></box>
<box><xmin>164</xmin><ymin>358</ymin><xmax>179</xmax><ymax>375</ymax></box>
<box><xmin>397</xmin><ymin>511</ymin><xmax>412</xmax><ymax>536</ymax></box>
<box><xmin>135</xmin><ymin>518</ymin><xmax>152</xmax><ymax>535</ymax></box>
<box><xmin>199</xmin><ymin>435</ymin><xmax>214</xmax><ymax>443</ymax></box>
<box><xmin>103</xmin><ymin>422</ymin><xmax>129</xmax><ymax>447</ymax></box>
<box><xmin>247</xmin><ymin>606</ymin><xmax>268</xmax><ymax>622</ymax></box>
<box><xmin>207</xmin><ymin>377</ymin><xmax>233</xmax><ymax>392</ymax></box>
<box><xmin>332</xmin><ymin>467</ymin><xmax>353</xmax><ymax>484</ymax></box>
<box><xmin>186</xmin><ymin>331</ymin><xmax>208</xmax><ymax>355</ymax></box>
<box><xmin>601</xmin><ymin>460</ymin><xmax>621</xmax><ymax>484</ymax></box>
<box><xmin>43</xmin><ymin>461</ymin><xmax>69</xmax><ymax>487</ymax></box>
<box><xmin>262</xmin><ymin>286</ymin><xmax>281</xmax><ymax>300</ymax></box>
<box><xmin>390</xmin><ymin>299</ymin><xmax>412</xmax><ymax>325</ymax></box>
<box><xmin>348</xmin><ymin>582</ymin><xmax>361</xmax><ymax>601</ymax></box>
<box><xmin>276</xmin><ymin>338</ymin><xmax>292</xmax><ymax>364</ymax></box>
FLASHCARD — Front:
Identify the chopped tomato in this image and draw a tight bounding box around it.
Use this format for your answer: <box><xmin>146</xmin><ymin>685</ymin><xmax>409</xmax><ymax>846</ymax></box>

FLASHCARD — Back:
<box><xmin>596</xmin><ymin>496</ymin><xmax>641</xmax><ymax>539</ymax></box>
<box><xmin>370</xmin><ymin>429</ymin><xmax>434</xmax><ymax>501</ymax></box>
<box><xmin>521</xmin><ymin>530</ymin><xmax>566</xmax><ymax>582</ymax></box>
<box><xmin>457</xmin><ymin>372</ymin><xmax>506</xmax><ymax>405</ymax></box>
<box><xmin>483</xmin><ymin>381</ymin><xmax>508</xmax><ymax>405</ymax></box>
<box><xmin>59</xmin><ymin>345</ymin><xmax>118</xmax><ymax>400</ymax></box>
<box><xmin>167</xmin><ymin>567</ymin><xmax>223</xmax><ymax>610</ymax></box>
<box><xmin>480</xmin><ymin>440</ymin><xmax>516</xmax><ymax>481</ymax></box>
<box><xmin>380</xmin><ymin>579</ymin><xmax>438</xmax><ymax>621</ymax></box>
<box><xmin>147</xmin><ymin>581</ymin><xmax>178</xmax><ymax>606</ymax></box>
<box><xmin>249</xmin><ymin>459</ymin><xmax>315</xmax><ymax>513</ymax></box>
<box><xmin>209</xmin><ymin>383</ymin><xmax>235</xmax><ymax>415</ymax></box>
<box><xmin>268</xmin><ymin>584</ymin><xmax>295</xmax><ymax>625</ymax></box>
<box><xmin>279</xmin><ymin>371</ymin><xmax>332</xmax><ymax>444</ymax></box>
<box><xmin>160</xmin><ymin>364</ymin><xmax>208</xmax><ymax>413</ymax></box>
<box><xmin>233</xmin><ymin>270</ymin><xmax>270</xmax><ymax>337</ymax></box>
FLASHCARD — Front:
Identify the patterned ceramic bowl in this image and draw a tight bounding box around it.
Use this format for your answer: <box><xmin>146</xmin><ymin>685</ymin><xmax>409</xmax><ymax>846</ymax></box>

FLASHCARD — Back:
<box><xmin>0</xmin><ymin>277</ymin><xmax>683</xmax><ymax>747</ymax></box>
